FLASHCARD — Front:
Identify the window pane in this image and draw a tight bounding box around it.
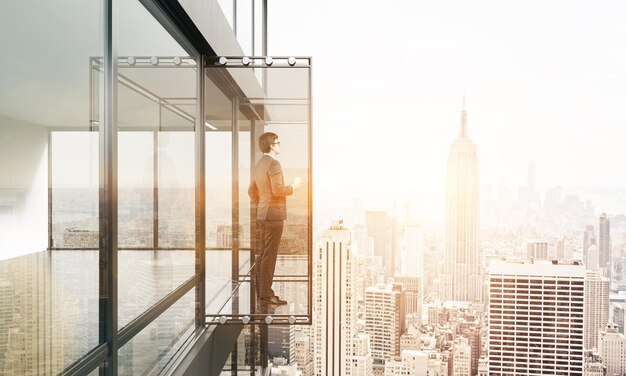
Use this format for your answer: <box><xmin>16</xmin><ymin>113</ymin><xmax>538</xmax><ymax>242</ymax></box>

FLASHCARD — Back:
<box><xmin>115</xmin><ymin>0</ymin><xmax>197</xmax><ymax>326</ymax></box>
<box><xmin>52</xmin><ymin>132</ymin><xmax>99</xmax><ymax>248</ymax></box>
<box><xmin>0</xmin><ymin>0</ymin><xmax>103</xmax><ymax>372</ymax></box>
<box><xmin>118</xmin><ymin>289</ymin><xmax>195</xmax><ymax>375</ymax></box>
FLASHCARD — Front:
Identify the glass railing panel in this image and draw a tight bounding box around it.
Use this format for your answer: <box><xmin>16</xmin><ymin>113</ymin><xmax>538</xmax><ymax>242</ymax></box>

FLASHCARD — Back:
<box><xmin>205</xmin><ymin>250</ymin><xmax>233</xmax><ymax>315</ymax></box>
<box><xmin>205</xmin><ymin>249</ymin><xmax>254</xmax><ymax>316</ymax></box>
<box><xmin>207</xmin><ymin>265</ymin><xmax>309</xmax><ymax>324</ymax></box>
<box><xmin>118</xmin><ymin>289</ymin><xmax>195</xmax><ymax>375</ymax></box>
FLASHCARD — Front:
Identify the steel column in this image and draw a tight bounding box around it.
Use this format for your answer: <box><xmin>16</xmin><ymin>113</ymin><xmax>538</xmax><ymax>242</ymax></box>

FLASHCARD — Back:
<box><xmin>99</xmin><ymin>0</ymin><xmax>118</xmax><ymax>373</ymax></box>
<box><xmin>231</xmin><ymin>95</ymin><xmax>240</xmax><ymax>372</ymax></box>
<box><xmin>195</xmin><ymin>54</ymin><xmax>206</xmax><ymax>327</ymax></box>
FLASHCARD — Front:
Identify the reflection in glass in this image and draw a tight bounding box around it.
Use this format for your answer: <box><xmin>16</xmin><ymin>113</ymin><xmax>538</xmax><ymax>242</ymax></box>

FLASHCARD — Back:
<box><xmin>0</xmin><ymin>251</ymin><xmax>99</xmax><ymax>374</ymax></box>
<box><xmin>118</xmin><ymin>289</ymin><xmax>195</xmax><ymax>375</ymax></box>
<box><xmin>52</xmin><ymin>132</ymin><xmax>99</xmax><ymax>248</ymax></box>
<box><xmin>0</xmin><ymin>0</ymin><xmax>103</xmax><ymax>372</ymax></box>
<box><xmin>118</xmin><ymin>251</ymin><xmax>194</xmax><ymax>328</ymax></box>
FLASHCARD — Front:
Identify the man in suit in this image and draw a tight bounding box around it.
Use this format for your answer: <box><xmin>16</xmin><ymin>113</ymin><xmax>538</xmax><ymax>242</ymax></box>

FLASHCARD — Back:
<box><xmin>248</xmin><ymin>132</ymin><xmax>300</xmax><ymax>306</ymax></box>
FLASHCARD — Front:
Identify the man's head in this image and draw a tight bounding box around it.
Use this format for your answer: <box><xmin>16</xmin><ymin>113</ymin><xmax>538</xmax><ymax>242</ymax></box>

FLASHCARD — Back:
<box><xmin>259</xmin><ymin>132</ymin><xmax>280</xmax><ymax>155</ymax></box>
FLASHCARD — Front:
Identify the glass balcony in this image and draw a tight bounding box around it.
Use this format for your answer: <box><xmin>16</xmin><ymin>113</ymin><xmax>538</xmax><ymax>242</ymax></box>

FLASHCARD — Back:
<box><xmin>204</xmin><ymin>56</ymin><xmax>312</xmax><ymax>326</ymax></box>
<box><xmin>0</xmin><ymin>0</ymin><xmax>309</xmax><ymax>372</ymax></box>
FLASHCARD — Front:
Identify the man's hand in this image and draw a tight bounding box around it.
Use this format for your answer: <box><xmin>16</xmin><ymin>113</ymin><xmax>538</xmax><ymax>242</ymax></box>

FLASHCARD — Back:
<box><xmin>291</xmin><ymin>177</ymin><xmax>302</xmax><ymax>191</ymax></box>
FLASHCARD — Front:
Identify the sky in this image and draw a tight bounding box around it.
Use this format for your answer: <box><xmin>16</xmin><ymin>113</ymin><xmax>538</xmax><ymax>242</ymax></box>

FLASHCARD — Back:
<box><xmin>267</xmin><ymin>0</ymin><xmax>626</xmax><ymax>216</ymax></box>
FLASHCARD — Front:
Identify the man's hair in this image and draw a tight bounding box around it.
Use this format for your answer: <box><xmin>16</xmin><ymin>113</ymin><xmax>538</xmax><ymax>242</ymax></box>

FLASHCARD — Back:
<box><xmin>259</xmin><ymin>132</ymin><xmax>278</xmax><ymax>153</ymax></box>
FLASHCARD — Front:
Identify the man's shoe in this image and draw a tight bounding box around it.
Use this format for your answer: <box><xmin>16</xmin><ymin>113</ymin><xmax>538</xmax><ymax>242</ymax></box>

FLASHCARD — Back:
<box><xmin>272</xmin><ymin>296</ymin><xmax>288</xmax><ymax>305</ymax></box>
<box><xmin>260</xmin><ymin>296</ymin><xmax>288</xmax><ymax>306</ymax></box>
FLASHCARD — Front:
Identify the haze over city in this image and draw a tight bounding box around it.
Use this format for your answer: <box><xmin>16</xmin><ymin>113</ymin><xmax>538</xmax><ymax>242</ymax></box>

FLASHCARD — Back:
<box><xmin>3</xmin><ymin>0</ymin><xmax>626</xmax><ymax>375</ymax></box>
<box><xmin>269</xmin><ymin>0</ymin><xmax>626</xmax><ymax>222</ymax></box>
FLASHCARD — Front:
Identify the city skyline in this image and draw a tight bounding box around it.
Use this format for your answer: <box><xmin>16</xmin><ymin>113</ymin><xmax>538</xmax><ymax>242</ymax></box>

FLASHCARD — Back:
<box><xmin>269</xmin><ymin>0</ymin><xmax>626</xmax><ymax>209</ymax></box>
<box><xmin>4</xmin><ymin>0</ymin><xmax>626</xmax><ymax>374</ymax></box>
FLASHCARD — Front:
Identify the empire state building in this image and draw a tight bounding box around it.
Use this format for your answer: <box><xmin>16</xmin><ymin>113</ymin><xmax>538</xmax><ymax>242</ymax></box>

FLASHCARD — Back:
<box><xmin>441</xmin><ymin>102</ymin><xmax>481</xmax><ymax>302</ymax></box>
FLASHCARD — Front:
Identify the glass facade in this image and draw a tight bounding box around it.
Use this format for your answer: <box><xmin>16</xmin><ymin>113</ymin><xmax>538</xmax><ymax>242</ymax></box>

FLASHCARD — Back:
<box><xmin>0</xmin><ymin>0</ymin><xmax>103</xmax><ymax>373</ymax></box>
<box><xmin>0</xmin><ymin>0</ymin><xmax>309</xmax><ymax>374</ymax></box>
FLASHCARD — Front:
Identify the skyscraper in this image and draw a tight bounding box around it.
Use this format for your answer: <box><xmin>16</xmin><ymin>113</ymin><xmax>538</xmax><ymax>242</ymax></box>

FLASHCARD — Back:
<box><xmin>314</xmin><ymin>221</ymin><xmax>357</xmax><ymax>375</ymax></box>
<box><xmin>488</xmin><ymin>259</ymin><xmax>584</xmax><ymax>375</ymax></box>
<box><xmin>365</xmin><ymin>283</ymin><xmax>405</xmax><ymax>369</ymax></box>
<box><xmin>441</xmin><ymin>101</ymin><xmax>481</xmax><ymax>302</ymax></box>
<box><xmin>584</xmin><ymin>270</ymin><xmax>609</xmax><ymax>350</ymax></box>
<box><xmin>365</xmin><ymin>211</ymin><xmax>393</xmax><ymax>279</ymax></box>
<box><xmin>599</xmin><ymin>213</ymin><xmax>611</xmax><ymax>273</ymax></box>
<box><xmin>394</xmin><ymin>275</ymin><xmax>422</xmax><ymax>327</ymax></box>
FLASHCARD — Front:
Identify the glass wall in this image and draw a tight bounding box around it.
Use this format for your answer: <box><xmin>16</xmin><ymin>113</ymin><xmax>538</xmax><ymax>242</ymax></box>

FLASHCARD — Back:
<box><xmin>1</xmin><ymin>0</ymin><xmax>309</xmax><ymax>372</ymax></box>
<box><xmin>118</xmin><ymin>289</ymin><xmax>195</xmax><ymax>375</ymax></box>
<box><xmin>0</xmin><ymin>0</ymin><xmax>103</xmax><ymax>373</ymax></box>
<box><xmin>115</xmin><ymin>0</ymin><xmax>197</xmax><ymax>327</ymax></box>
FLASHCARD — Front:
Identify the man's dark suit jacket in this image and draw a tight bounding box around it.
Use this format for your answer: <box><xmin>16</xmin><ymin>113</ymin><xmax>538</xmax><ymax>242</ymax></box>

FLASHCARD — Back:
<box><xmin>248</xmin><ymin>155</ymin><xmax>293</xmax><ymax>220</ymax></box>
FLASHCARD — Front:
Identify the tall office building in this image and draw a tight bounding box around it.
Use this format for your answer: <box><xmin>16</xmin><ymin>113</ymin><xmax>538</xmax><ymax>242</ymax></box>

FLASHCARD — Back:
<box><xmin>365</xmin><ymin>283</ymin><xmax>405</xmax><ymax>367</ymax></box>
<box><xmin>314</xmin><ymin>221</ymin><xmax>357</xmax><ymax>375</ymax></box>
<box><xmin>488</xmin><ymin>259</ymin><xmax>584</xmax><ymax>375</ymax></box>
<box><xmin>365</xmin><ymin>211</ymin><xmax>393</xmax><ymax>279</ymax></box>
<box><xmin>599</xmin><ymin>213</ymin><xmax>611</xmax><ymax>273</ymax></box>
<box><xmin>394</xmin><ymin>275</ymin><xmax>422</xmax><ymax>327</ymax></box>
<box><xmin>599</xmin><ymin>324</ymin><xmax>626</xmax><ymax>375</ymax></box>
<box><xmin>441</xmin><ymin>101</ymin><xmax>481</xmax><ymax>302</ymax></box>
<box><xmin>584</xmin><ymin>270</ymin><xmax>609</xmax><ymax>350</ymax></box>
<box><xmin>527</xmin><ymin>241</ymin><xmax>548</xmax><ymax>259</ymax></box>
